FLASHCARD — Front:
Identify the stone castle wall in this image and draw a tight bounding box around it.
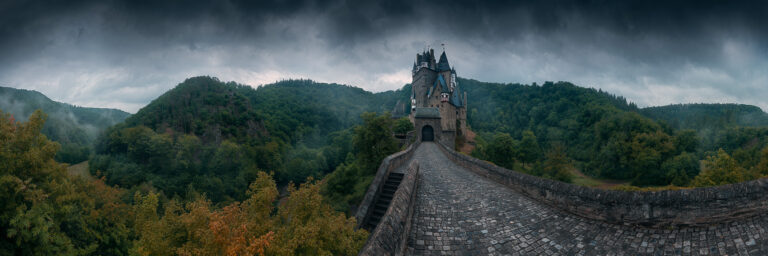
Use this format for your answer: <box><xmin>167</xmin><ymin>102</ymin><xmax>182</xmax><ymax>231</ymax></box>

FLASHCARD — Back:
<box><xmin>436</xmin><ymin>142</ymin><xmax>768</xmax><ymax>227</ymax></box>
<box><xmin>412</xmin><ymin>68</ymin><xmax>437</xmax><ymax>108</ymax></box>
<box><xmin>358</xmin><ymin>161</ymin><xmax>420</xmax><ymax>256</ymax></box>
<box><xmin>356</xmin><ymin>143</ymin><xmax>418</xmax><ymax>228</ymax></box>
<box><xmin>440</xmin><ymin>130</ymin><xmax>455</xmax><ymax>149</ymax></box>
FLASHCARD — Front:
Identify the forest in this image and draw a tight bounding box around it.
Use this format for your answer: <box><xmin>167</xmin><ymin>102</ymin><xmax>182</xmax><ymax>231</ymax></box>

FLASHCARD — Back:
<box><xmin>1</xmin><ymin>77</ymin><xmax>411</xmax><ymax>254</ymax></box>
<box><xmin>89</xmin><ymin>77</ymin><xmax>407</xmax><ymax>207</ymax></box>
<box><xmin>0</xmin><ymin>86</ymin><xmax>130</xmax><ymax>164</ymax></box>
<box><xmin>460</xmin><ymin>78</ymin><xmax>768</xmax><ymax>188</ymax></box>
<box><xmin>0</xmin><ymin>109</ymin><xmax>376</xmax><ymax>255</ymax></box>
<box><xmin>5</xmin><ymin>75</ymin><xmax>768</xmax><ymax>254</ymax></box>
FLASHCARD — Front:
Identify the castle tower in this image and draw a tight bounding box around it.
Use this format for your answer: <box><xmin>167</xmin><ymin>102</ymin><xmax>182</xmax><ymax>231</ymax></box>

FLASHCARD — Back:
<box><xmin>410</xmin><ymin>48</ymin><xmax>467</xmax><ymax>148</ymax></box>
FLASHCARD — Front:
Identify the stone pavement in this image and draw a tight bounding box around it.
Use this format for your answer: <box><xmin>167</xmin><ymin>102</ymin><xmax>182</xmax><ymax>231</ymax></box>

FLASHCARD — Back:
<box><xmin>405</xmin><ymin>142</ymin><xmax>768</xmax><ymax>255</ymax></box>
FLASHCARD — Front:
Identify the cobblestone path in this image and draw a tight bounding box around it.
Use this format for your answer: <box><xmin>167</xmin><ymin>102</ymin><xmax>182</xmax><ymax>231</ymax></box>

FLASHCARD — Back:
<box><xmin>405</xmin><ymin>143</ymin><xmax>768</xmax><ymax>255</ymax></box>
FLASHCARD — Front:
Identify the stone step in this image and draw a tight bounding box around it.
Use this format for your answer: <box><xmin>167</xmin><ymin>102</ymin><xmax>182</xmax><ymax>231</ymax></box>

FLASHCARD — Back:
<box><xmin>377</xmin><ymin>200</ymin><xmax>392</xmax><ymax>207</ymax></box>
<box><xmin>383</xmin><ymin>183</ymin><xmax>399</xmax><ymax>190</ymax></box>
<box><xmin>375</xmin><ymin>199</ymin><xmax>391</xmax><ymax>207</ymax></box>
<box><xmin>362</xmin><ymin>172</ymin><xmax>407</xmax><ymax>231</ymax></box>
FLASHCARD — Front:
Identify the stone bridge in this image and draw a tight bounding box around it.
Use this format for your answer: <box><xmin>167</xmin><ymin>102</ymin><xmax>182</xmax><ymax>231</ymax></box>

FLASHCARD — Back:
<box><xmin>357</xmin><ymin>142</ymin><xmax>768</xmax><ymax>255</ymax></box>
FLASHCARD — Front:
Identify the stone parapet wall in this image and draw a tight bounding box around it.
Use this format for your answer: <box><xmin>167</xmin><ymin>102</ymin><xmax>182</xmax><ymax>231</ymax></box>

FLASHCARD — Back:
<box><xmin>356</xmin><ymin>143</ymin><xmax>418</xmax><ymax>228</ymax></box>
<box><xmin>359</xmin><ymin>161</ymin><xmax>420</xmax><ymax>256</ymax></box>
<box><xmin>436</xmin><ymin>143</ymin><xmax>768</xmax><ymax>227</ymax></box>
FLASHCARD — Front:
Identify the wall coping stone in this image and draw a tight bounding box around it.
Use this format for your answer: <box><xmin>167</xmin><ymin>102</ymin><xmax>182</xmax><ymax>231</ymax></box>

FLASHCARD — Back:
<box><xmin>356</xmin><ymin>142</ymin><xmax>418</xmax><ymax>228</ymax></box>
<box><xmin>436</xmin><ymin>142</ymin><xmax>768</xmax><ymax>227</ymax></box>
<box><xmin>359</xmin><ymin>161</ymin><xmax>420</xmax><ymax>256</ymax></box>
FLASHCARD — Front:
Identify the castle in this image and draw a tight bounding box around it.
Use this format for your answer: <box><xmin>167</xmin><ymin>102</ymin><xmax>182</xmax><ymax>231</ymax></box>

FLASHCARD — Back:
<box><xmin>409</xmin><ymin>48</ymin><xmax>467</xmax><ymax>148</ymax></box>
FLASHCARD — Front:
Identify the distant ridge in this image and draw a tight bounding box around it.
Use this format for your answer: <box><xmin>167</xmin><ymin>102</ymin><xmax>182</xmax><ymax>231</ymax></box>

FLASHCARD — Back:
<box><xmin>0</xmin><ymin>86</ymin><xmax>131</xmax><ymax>163</ymax></box>
<box><xmin>0</xmin><ymin>86</ymin><xmax>130</xmax><ymax>143</ymax></box>
<box><xmin>639</xmin><ymin>103</ymin><xmax>768</xmax><ymax>130</ymax></box>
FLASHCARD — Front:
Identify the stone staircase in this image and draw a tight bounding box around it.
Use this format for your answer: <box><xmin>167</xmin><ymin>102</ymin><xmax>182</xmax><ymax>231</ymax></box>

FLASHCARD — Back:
<box><xmin>363</xmin><ymin>172</ymin><xmax>404</xmax><ymax>230</ymax></box>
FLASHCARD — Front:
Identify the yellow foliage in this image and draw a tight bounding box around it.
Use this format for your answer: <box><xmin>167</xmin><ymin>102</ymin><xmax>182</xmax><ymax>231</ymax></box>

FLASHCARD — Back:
<box><xmin>132</xmin><ymin>172</ymin><xmax>367</xmax><ymax>256</ymax></box>
<box><xmin>691</xmin><ymin>149</ymin><xmax>757</xmax><ymax>187</ymax></box>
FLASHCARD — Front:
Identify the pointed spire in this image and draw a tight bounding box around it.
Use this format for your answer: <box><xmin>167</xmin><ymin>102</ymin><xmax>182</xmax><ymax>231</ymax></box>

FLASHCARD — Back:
<box><xmin>437</xmin><ymin>51</ymin><xmax>451</xmax><ymax>71</ymax></box>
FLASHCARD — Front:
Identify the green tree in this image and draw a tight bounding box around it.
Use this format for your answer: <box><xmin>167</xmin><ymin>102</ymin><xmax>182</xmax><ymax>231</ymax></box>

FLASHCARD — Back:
<box><xmin>323</xmin><ymin>112</ymin><xmax>399</xmax><ymax>212</ymax></box>
<box><xmin>539</xmin><ymin>143</ymin><xmax>573</xmax><ymax>183</ymax></box>
<box><xmin>484</xmin><ymin>132</ymin><xmax>518</xmax><ymax>170</ymax></box>
<box><xmin>661</xmin><ymin>152</ymin><xmax>700</xmax><ymax>186</ymax></box>
<box><xmin>751</xmin><ymin>147</ymin><xmax>768</xmax><ymax>176</ymax></box>
<box><xmin>691</xmin><ymin>149</ymin><xmax>756</xmax><ymax>187</ymax></box>
<box><xmin>393</xmin><ymin>117</ymin><xmax>414</xmax><ymax>136</ymax></box>
<box><xmin>353</xmin><ymin>112</ymin><xmax>399</xmax><ymax>172</ymax></box>
<box><xmin>674</xmin><ymin>129</ymin><xmax>699</xmax><ymax>154</ymax></box>
<box><xmin>1</xmin><ymin>110</ymin><xmax>134</xmax><ymax>255</ymax></box>
<box><xmin>518</xmin><ymin>130</ymin><xmax>542</xmax><ymax>164</ymax></box>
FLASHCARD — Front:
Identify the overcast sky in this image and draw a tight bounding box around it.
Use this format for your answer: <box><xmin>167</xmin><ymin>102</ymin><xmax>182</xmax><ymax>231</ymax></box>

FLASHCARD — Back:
<box><xmin>1</xmin><ymin>0</ymin><xmax>767</xmax><ymax>113</ymax></box>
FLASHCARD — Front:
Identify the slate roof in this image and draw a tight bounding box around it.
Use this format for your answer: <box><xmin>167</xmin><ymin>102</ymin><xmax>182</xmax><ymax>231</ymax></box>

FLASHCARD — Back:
<box><xmin>433</xmin><ymin>75</ymin><xmax>449</xmax><ymax>93</ymax></box>
<box><xmin>450</xmin><ymin>86</ymin><xmax>463</xmax><ymax>107</ymax></box>
<box><xmin>414</xmin><ymin>107</ymin><xmax>442</xmax><ymax>119</ymax></box>
<box><xmin>437</xmin><ymin>51</ymin><xmax>451</xmax><ymax>71</ymax></box>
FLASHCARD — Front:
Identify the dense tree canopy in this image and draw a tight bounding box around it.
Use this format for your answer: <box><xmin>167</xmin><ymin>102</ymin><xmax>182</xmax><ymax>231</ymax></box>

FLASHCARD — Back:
<box><xmin>461</xmin><ymin>79</ymin><xmax>768</xmax><ymax>188</ymax></box>
<box><xmin>91</xmin><ymin>77</ymin><xmax>407</xmax><ymax>205</ymax></box>
<box><xmin>0</xmin><ymin>86</ymin><xmax>130</xmax><ymax>164</ymax></box>
<box><xmin>0</xmin><ymin>109</ymin><xmax>370</xmax><ymax>255</ymax></box>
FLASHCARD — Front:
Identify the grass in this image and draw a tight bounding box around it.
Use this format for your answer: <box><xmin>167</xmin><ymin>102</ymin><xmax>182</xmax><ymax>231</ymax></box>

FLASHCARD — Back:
<box><xmin>570</xmin><ymin>171</ymin><xmax>606</xmax><ymax>187</ymax></box>
<box><xmin>569</xmin><ymin>168</ymin><xmax>628</xmax><ymax>189</ymax></box>
<box><xmin>67</xmin><ymin>161</ymin><xmax>94</xmax><ymax>181</ymax></box>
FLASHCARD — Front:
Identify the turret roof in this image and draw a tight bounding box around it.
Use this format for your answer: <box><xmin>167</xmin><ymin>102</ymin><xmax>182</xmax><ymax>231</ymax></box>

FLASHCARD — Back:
<box><xmin>437</xmin><ymin>51</ymin><xmax>451</xmax><ymax>71</ymax></box>
<box><xmin>433</xmin><ymin>74</ymin><xmax>450</xmax><ymax>93</ymax></box>
<box><xmin>450</xmin><ymin>86</ymin><xmax>463</xmax><ymax>107</ymax></box>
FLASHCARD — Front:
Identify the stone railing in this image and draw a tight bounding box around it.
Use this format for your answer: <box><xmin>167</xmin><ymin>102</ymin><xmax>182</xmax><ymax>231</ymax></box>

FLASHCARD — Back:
<box><xmin>436</xmin><ymin>143</ymin><xmax>768</xmax><ymax>227</ymax></box>
<box><xmin>358</xmin><ymin>161</ymin><xmax>420</xmax><ymax>256</ymax></box>
<box><xmin>356</xmin><ymin>143</ymin><xmax>418</xmax><ymax>228</ymax></box>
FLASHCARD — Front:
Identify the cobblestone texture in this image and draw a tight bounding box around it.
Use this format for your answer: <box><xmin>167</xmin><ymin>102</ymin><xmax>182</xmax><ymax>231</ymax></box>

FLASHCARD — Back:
<box><xmin>405</xmin><ymin>142</ymin><xmax>768</xmax><ymax>255</ymax></box>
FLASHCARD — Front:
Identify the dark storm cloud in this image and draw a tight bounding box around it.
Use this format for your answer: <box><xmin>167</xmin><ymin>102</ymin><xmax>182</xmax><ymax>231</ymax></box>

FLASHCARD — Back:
<box><xmin>1</xmin><ymin>0</ymin><xmax>767</xmax><ymax>112</ymax></box>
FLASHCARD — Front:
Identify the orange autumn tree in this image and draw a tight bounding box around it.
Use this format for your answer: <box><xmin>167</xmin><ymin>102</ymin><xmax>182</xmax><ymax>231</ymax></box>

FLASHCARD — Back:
<box><xmin>267</xmin><ymin>177</ymin><xmax>368</xmax><ymax>256</ymax></box>
<box><xmin>133</xmin><ymin>172</ymin><xmax>368</xmax><ymax>256</ymax></box>
<box><xmin>0</xmin><ymin>109</ymin><xmax>134</xmax><ymax>255</ymax></box>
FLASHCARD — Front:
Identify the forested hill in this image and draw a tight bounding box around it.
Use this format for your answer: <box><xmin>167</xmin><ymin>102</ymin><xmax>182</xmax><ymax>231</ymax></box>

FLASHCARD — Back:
<box><xmin>639</xmin><ymin>103</ymin><xmax>768</xmax><ymax>130</ymax></box>
<box><xmin>459</xmin><ymin>78</ymin><xmax>768</xmax><ymax>188</ymax></box>
<box><xmin>459</xmin><ymin>78</ymin><xmax>639</xmax><ymax>138</ymax></box>
<box><xmin>0</xmin><ymin>86</ymin><xmax>130</xmax><ymax>143</ymax></box>
<box><xmin>92</xmin><ymin>76</ymin><xmax>409</xmax><ymax>203</ymax></box>
<box><xmin>458</xmin><ymin>79</ymin><xmax>699</xmax><ymax>186</ymax></box>
<box><xmin>119</xmin><ymin>77</ymin><xmax>409</xmax><ymax>145</ymax></box>
<box><xmin>0</xmin><ymin>86</ymin><xmax>130</xmax><ymax>163</ymax></box>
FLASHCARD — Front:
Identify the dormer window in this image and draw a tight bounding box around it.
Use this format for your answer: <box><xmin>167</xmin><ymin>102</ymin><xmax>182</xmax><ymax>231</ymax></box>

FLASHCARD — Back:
<box><xmin>441</xmin><ymin>93</ymin><xmax>449</xmax><ymax>102</ymax></box>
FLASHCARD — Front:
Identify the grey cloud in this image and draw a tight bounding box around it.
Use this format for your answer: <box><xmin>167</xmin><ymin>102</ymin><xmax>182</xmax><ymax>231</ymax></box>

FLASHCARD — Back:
<box><xmin>1</xmin><ymin>0</ymin><xmax>767</xmax><ymax>112</ymax></box>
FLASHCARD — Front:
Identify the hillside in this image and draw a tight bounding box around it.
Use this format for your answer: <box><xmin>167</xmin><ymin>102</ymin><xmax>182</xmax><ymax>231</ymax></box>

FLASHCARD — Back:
<box><xmin>639</xmin><ymin>103</ymin><xmax>768</xmax><ymax>130</ymax></box>
<box><xmin>457</xmin><ymin>79</ymin><xmax>698</xmax><ymax>186</ymax></box>
<box><xmin>0</xmin><ymin>86</ymin><xmax>130</xmax><ymax>163</ymax></box>
<box><xmin>458</xmin><ymin>78</ymin><xmax>768</xmax><ymax>188</ymax></box>
<box><xmin>92</xmin><ymin>76</ymin><xmax>406</xmax><ymax>203</ymax></box>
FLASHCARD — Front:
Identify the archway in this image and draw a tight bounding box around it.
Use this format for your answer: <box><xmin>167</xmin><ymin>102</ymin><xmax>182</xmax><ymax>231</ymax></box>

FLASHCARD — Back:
<box><xmin>421</xmin><ymin>125</ymin><xmax>434</xmax><ymax>142</ymax></box>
